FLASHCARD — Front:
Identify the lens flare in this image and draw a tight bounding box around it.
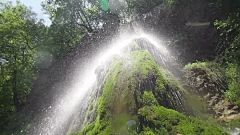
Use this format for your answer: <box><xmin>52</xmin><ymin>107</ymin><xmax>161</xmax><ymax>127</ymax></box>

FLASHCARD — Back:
<box><xmin>100</xmin><ymin>0</ymin><xmax>109</xmax><ymax>11</ymax></box>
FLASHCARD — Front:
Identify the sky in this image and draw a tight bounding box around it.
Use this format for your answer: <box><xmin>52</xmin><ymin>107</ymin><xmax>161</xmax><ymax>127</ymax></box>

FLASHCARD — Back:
<box><xmin>1</xmin><ymin>0</ymin><xmax>52</xmax><ymax>26</ymax></box>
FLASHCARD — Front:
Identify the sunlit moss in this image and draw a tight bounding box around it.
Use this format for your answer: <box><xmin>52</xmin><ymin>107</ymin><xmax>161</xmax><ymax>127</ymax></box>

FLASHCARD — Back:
<box><xmin>140</xmin><ymin>106</ymin><xmax>228</xmax><ymax>135</ymax></box>
<box><xmin>184</xmin><ymin>61</ymin><xmax>225</xmax><ymax>83</ymax></box>
<box><xmin>73</xmin><ymin>40</ymin><xmax>228</xmax><ymax>135</ymax></box>
<box><xmin>184</xmin><ymin>61</ymin><xmax>220</xmax><ymax>70</ymax></box>
<box><xmin>73</xmin><ymin>40</ymin><xmax>171</xmax><ymax>134</ymax></box>
<box><xmin>143</xmin><ymin>91</ymin><xmax>159</xmax><ymax>106</ymax></box>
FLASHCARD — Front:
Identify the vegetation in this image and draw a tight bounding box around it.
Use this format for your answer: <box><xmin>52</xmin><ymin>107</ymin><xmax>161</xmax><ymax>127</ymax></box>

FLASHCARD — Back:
<box><xmin>72</xmin><ymin>40</ymin><xmax>228</xmax><ymax>135</ymax></box>
<box><xmin>1</xmin><ymin>0</ymin><xmax>240</xmax><ymax>134</ymax></box>
<box><xmin>184</xmin><ymin>61</ymin><xmax>225</xmax><ymax>82</ymax></box>
<box><xmin>224</xmin><ymin>63</ymin><xmax>240</xmax><ymax>104</ymax></box>
<box><xmin>140</xmin><ymin>106</ymin><xmax>227</xmax><ymax>135</ymax></box>
<box><xmin>225</xmin><ymin>120</ymin><xmax>240</xmax><ymax>127</ymax></box>
<box><xmin>0</xmin><ymin>0</ymin><xmax>166</xmax><ymax>132</ymax></box>
<box><xmin>214</xmin><ymin>10</ymin><xmax>240</xmax><ymax>104</ymax></box>
<box><xmin>184</xmin><ymin>61</ymin><xmax>238</xmax><ymax>102</ymax></box>
<box><xmin>184</xmin><ymin>5</ymin><xmax>240</xmax><ymax>105</ymax></box>
<box><xmin>0</xmin><ymin>1</ymin><xmax>40</xmax><ymax>131</ymax></box>
<box><xmin>72</xmin><ymin>41</ymin><xmax>166</xmax><ymax>134</ymax></box>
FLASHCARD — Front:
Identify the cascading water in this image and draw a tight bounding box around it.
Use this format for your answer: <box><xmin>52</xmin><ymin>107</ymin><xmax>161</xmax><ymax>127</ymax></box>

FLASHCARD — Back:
<box><xmin>18</xmin><ymin>24</ymin><xmax>239</xmax><ymax>135</ymax></box>
<box><xmin>20</xmin><ymin>26</ymin><xmax>186</xmax><ymax>135</ymax></box>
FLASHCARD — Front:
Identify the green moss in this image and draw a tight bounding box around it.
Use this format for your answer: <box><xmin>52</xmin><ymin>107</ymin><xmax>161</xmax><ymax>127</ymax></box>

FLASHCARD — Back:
<box><xmin>140</xmin><ymin>106</ymin><xmax>228</xmax><ymax>135</ymax></box>
<box><xmin>71</xmin><ymin>121</ymin><xmax>96</xmax><ymax>135</ymax></box>
<box><xmin>140</xmin><ymin>128</ymin><xmax>156</xmax><ymax>135</ymax></box>
<box><xmin>177</xmin><ymin>118</ymin><xmax>225</xmax><ymax>135</ymax></box>
<box><xmin>73</xmin><ymin>40</ymin><xmax>172</xmax><ymax>134</ymax></box>
<box><xmin>73</xmin><ymin>40</ymin><xmax>228</xmax><ymax>135</ymax></box>
<box><xmin>130</xmin><ymin>50</ymin><xmax>168</xmax><ymax>94</ymax></box>
<box><xmin>184</xmin><ymin>61</ymin><xmax>224</xmax><ymax>77</ymax></box>
<box><xmin>143</xmin><ymin>91</ymin><xmax>159</xmax><ymax>106</ymax></box>
<box><xmin>184</xmin><ymin>61</ymin><xmax>226</xmax><ymax>89</ymax></box>
<box><xmin>131</xmin><ymin>50</ymin><xmax>156</xmax><ymax>76</ymax></box>
<box><xmin>184</xmin><ymin>61</ymin><xmax>214</xmax><ymax>69</ymax></box>
<box><xmin>112</xmin><ymin>113</ymin><xmax>131</xmax><ymax>133</ymax></box>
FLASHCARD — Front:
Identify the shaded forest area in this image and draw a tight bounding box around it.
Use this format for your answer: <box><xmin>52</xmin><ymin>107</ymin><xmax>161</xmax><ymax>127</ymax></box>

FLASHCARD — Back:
<box><xmin>0</xmin><ymin>0</ymin><xmax>240</xmax><ymax>133</ymax></box>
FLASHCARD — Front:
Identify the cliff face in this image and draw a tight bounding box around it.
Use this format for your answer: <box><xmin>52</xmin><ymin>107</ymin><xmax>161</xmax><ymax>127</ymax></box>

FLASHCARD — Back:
<box><xmin>71</xmin><ymin>39</ymin><xmax>226</xmax><ymax>135</ymax></box>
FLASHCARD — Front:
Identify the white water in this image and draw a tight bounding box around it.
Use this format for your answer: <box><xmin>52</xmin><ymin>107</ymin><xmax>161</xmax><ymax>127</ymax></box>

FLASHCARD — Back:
<box><xmin>29</xmin><ymin>27</ymin><xmax>171</xmax><ymax>135</ymax></box>
<box><xmin>27</xmin><ymin>25</ymin><xmax>239</xmax><ymax>135</ymax></box>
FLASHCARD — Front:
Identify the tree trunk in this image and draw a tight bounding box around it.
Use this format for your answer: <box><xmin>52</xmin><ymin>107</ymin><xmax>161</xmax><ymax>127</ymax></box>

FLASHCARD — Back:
<box><xmin>13</xmin><ymin>54</ymin><xmax>24</xmax><ymax>112</ymax></box>
<box><xmin>13</xmin><ymin>69</ymin><xmax>20</xmax><ymax>111</ymax></box>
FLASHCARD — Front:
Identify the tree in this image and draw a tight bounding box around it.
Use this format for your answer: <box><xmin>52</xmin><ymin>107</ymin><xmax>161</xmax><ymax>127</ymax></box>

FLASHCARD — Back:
<box><xmin>0</xmin><ymin>1</ymin><xmax>39</xmax><ymax>131</ymax></box>
<box><xmin>42</xmin><ymin>0</ymin><xmax>100</xmax><ymax>33</ymax></box>
<box><xmin>214</xmin><ymin>7</ymin><xmax>240</xmax><ymax>104</ymax></box>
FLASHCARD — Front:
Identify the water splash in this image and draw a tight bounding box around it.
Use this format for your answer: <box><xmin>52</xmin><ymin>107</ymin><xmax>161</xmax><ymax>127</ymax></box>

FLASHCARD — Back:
<box><xmin>29</xmin><ymin>27</ymin><xmax>182</xmax><ymax>135</ymax></box>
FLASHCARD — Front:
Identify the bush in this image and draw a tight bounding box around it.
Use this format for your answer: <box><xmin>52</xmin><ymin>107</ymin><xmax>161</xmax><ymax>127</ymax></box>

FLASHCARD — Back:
<box><xmin>215</xmin><ymin>10</ymin><xmax>240</xmax><ymax>105</ymax></box>
<box><xmin>225</xmin><ymin>63</ymin><xmax>240</xmax><ymax>104</ymax></box>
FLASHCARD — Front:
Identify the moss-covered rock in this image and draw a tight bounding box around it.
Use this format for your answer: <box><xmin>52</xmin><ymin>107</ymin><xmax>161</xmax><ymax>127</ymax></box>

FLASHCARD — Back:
<box><xmin>184</xmin><ymin>61</ymin><xmax>240</xmax><ymax>124</ymax></box>
<box><xmin>72</xmin><ymin>41</ymin><xmax>228</xmax><ymax>135</ymax></box>
<box><xmin>75</xmin><ymin>49</ymin><xmax>168</xmax><ymax>134</ymax></box>
<box><xmin>139</xmin><ymin>106</ymin><xmax>228</xmax><ymax>135</ymax></box>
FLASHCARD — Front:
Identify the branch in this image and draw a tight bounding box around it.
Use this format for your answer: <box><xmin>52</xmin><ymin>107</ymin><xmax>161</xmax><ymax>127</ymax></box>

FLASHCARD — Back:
<box><xmin>78</xmin><ymin>7</ymin><xmax>93</xmax><ymax>32</ymax></box>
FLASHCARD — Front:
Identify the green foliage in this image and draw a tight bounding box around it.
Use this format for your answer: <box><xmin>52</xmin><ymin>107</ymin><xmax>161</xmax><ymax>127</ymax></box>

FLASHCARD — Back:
<box><xmin>184</xmin><ymin>61</ymin><xmax>239</xmax><ymax>105</ymax></box>
<box><xmin>224</xmin><ymin>63</ymin><xmax>240</xmax><ymax>104</ymax></box>
<box><xmin>214</xmin><ymin>11</ymin><xmax>240</xmax><ymax>65</ymax></box>
<box><xmin>71</xmin><ymin>121</ymin><xmax>96</xmax><ymax>135</ymax></box>
<box><xmin>214</xmin><ymin>9</ymin><xmax>240</xmax><ymax>105</ymax></box>
<box><xmin>184</xmin><ymin>61</ymin><xmax>240</xmax><ymax>104</ymax></box>
<box><xmin>0</xmin><ymin>1</ymin><xmax>40</xmax><ymax>131</ymax></box>
<box><xmin>42</xmin><ymin>0</ymin><xmax>110</xmax><ymax>32</ymax></box>
<box><xmin>40</xmin><ymin>0</ymin><xmax>115</xmax><ymax>58</ymax></box>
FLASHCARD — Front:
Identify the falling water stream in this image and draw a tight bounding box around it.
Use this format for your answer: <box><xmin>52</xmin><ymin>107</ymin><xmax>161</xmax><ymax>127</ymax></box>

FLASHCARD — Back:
<box><xmin>27</xmin><ymin>26</ymin><xmax>174</xmax><ymax>135</ymax></box>
<box><xmin>22</xmin><ymin>25</ymin><xmax>239</xmax><ymax>135</ymax></box>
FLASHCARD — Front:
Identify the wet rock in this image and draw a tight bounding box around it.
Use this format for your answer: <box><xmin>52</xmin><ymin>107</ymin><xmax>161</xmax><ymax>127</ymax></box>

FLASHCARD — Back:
<box><xmin>218</xmin><ymin>114</ymin><xmax>240</xmax><ymax>122</ymax></box>
<box><xmin>184</xmin><ymin>64</ymin><xmax>240</xmax><ymax>123</ymax></box>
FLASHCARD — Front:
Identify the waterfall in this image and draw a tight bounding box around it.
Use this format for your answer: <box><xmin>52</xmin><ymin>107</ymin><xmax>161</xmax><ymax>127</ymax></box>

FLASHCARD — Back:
<box><xmin>18</xmin><ymin>26</ymin><xmax>193</xmax><ymax>134</ymax></box>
